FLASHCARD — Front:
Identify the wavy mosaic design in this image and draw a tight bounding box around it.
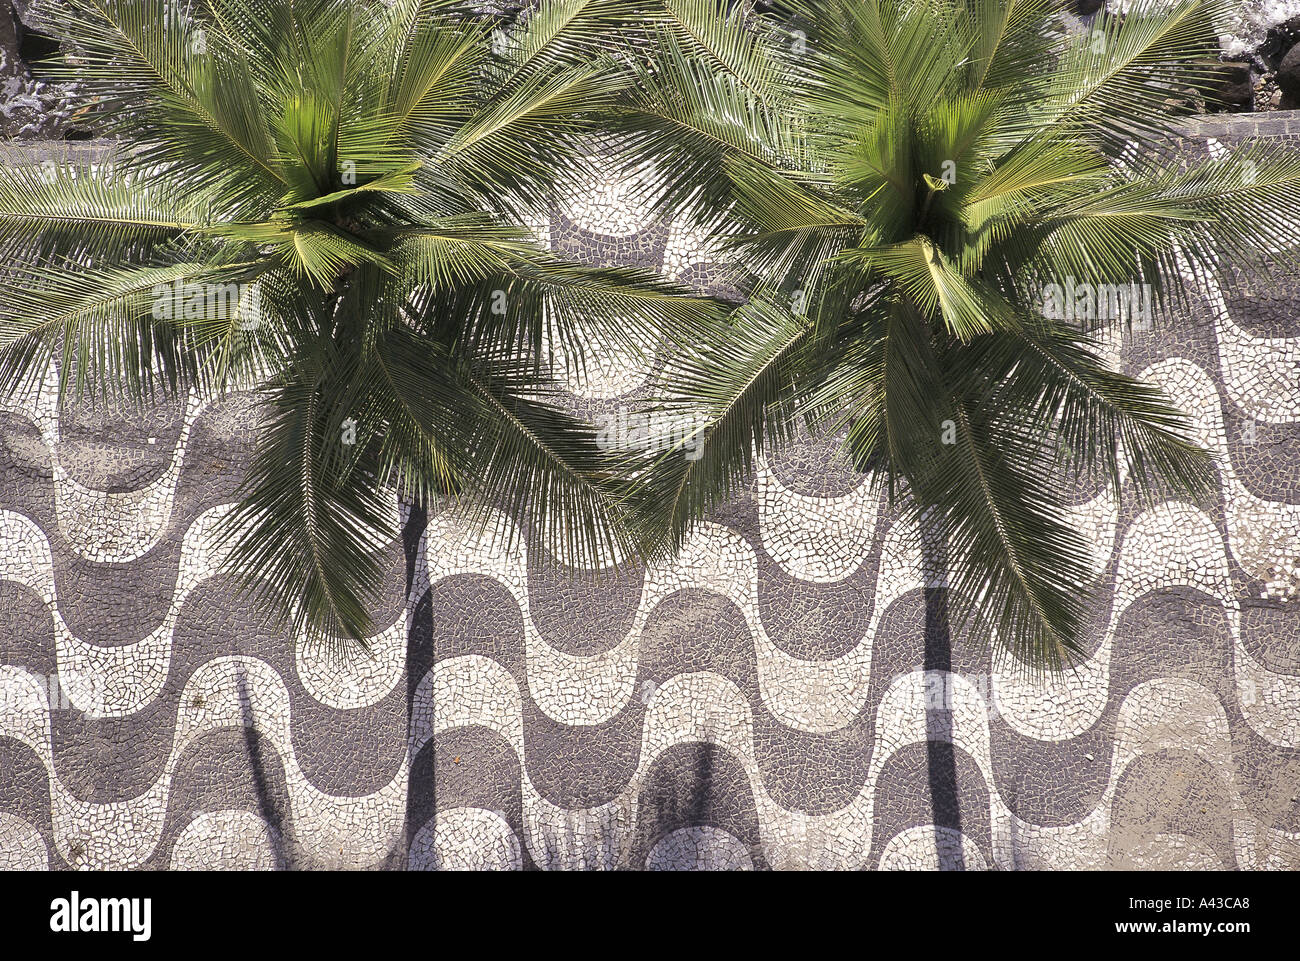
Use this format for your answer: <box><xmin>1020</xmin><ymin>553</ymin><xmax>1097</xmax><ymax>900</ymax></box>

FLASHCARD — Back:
<box><xmin>2</xmin><ymin>133</ymin><xmax>1299</xmax><ymax>870</ymax></box>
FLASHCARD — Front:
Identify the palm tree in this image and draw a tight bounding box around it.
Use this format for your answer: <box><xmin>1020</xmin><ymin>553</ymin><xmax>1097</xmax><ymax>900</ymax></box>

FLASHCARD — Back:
<box><xmin>0</xmin><ymin>0</ymin><xmax>722</xmax><ymax>650</ymax></box>
<box><xmin>616</xmin><ymin>0</ymin><xmax>1300</xmax><ymax>670</ymax></box>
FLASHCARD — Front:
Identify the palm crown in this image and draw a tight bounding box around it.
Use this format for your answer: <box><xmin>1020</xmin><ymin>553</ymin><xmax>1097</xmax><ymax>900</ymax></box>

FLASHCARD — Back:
<box><xmin>616</xmin><ymin>0</ymin><xmax>1300</xmax><ymax>668</ymax></box>
<box><xmin>0</xmin><ymin>0</ymin><xmax>726</xmax><ymax>650</ymax></box>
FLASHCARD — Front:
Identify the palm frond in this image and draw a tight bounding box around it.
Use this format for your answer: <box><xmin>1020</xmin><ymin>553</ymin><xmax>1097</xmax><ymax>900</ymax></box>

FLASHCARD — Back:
<box><xmin>219</xmin><ymin>335</ymin><xmax>396</xmax><ymax>653</ymax></box>
<box><xmin>625</xmin><ymin>296</ymin><xmax>810</xmax><ymax>555</ymax></box>
<box><xmin>0</xmin><ymin>152</ymin><xmax>209</xmax><ymax>263</ymax></box>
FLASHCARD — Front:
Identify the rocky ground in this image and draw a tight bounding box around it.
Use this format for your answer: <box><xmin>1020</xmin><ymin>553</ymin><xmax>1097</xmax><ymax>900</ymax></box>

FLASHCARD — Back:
<box><xmin>1</xmin><ymin>1</ymin><xmax>63</xmax><ymax>138</ymax></box>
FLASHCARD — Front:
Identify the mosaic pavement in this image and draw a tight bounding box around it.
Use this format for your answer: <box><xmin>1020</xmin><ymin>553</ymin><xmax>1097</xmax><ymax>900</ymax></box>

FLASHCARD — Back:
<box><xmin>1</xmin><ymin>126</ymin><xmax>1299</xmax><ymax>871</ymax></box>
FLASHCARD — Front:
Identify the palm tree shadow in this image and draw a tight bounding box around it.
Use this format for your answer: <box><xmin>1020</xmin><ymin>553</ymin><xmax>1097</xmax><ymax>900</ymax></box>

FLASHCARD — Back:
<box><xmin>401</xmin><ymin>501</ymin><xmax>437</xmax><ymax>869</ymax></box>
<box><xmin>688</xmin><ymin>732</ymin><xmax>716</xmax><ymax>831</ymax></box>
<box><xmin>234</xmin><ymin>666</ymin><xmax>293</xmax><ymax>870</ymax></box>
<box><xmin>922</xmin><ymin>533</ymin><xmax>966</xmax><ymax>871</ymax></box>
<box><xmin>1007</xmin><ymin>790</ymin><xmax>1025</xmax><ymax>870</ymax></box>
<box><xmin>636</xmin><ymin>735</ymin><xmax>717</xmax><ymax>870</ymax></box>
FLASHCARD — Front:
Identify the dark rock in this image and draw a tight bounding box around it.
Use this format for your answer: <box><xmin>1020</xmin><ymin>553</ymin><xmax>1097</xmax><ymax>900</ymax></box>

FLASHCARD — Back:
<box><xmin>1260</xmin><ymin>15</ymin><xmax>1300</xmax><ymax>67</ymax></box>
<box><xmin>1073</xmin><ymin>0</ymin><xmax>1105</xmax><ymax>14</ymax></box>
<box><xmin>0</xmin><ymin>0</ymin><xmax>16</xmax><ymax>54</ymax></box>
<box><xmin>1208</xmin><ymin>60</ymin><xmax>1255</xmax><ymax>112</ymax></box>
<box><xmin>16</xmin><ymin>15</ymin><xmax>58</xmax><ymax>65</ymax></box>
<box><xmin>1279</xmin><ymin>43</ymin><xmax>1300</xmax><ymax>99</ymax></box>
